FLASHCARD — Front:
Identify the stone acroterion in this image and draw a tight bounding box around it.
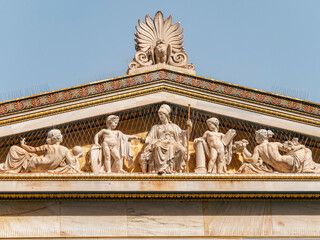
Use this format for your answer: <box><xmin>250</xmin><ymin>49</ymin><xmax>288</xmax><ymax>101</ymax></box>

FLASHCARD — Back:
<box><xmin>127</xmin><ymin>11</ymin><xmax>195</xmax><ymax>75</ymax></box>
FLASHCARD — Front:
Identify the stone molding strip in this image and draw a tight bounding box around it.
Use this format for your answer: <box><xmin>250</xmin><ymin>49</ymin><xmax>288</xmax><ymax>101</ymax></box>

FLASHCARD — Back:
<box><xmin>0</xmin><ymin>85</ymin><xmax>319</xmax><ymax>128</ymax></box>
<box><xmin>0</xmin><ymin>173</ymin><xmax>320</xmax><ymax>181</ymax></box>
<box><xmin>1</xmin><ymin>175</ymin><xmax>320</xmax><ymax>200</ymax></box>
<box><xmin>0</xmin><ymin>68</ymin><xmax>319</xmax><ymax>119</ymax></box>
<box><xmin>0</xmin><ymin>192</ymin><xmax>320</xmax><ymax>200</ymax></box>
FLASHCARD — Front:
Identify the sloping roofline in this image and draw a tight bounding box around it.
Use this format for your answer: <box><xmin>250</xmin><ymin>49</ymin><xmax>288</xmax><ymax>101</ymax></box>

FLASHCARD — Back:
<box><xmin>0</xmin><ymin>68</ymin><xmax>319</xmax><ymax>120</ymax></box>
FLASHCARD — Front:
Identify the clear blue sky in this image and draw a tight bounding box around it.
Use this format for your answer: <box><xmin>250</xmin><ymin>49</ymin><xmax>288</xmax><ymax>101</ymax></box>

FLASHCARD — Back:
<box><xmin>0</xmin><ymin>0</ymin><xmax>319</xmax><ymax>103</ymax></box>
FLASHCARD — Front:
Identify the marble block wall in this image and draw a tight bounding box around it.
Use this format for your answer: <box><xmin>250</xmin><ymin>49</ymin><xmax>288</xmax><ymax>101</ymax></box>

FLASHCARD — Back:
<box><xmin>0</xmin><ymin>200</ymin><xmax>320</xmax><ymax>238</ymax></box>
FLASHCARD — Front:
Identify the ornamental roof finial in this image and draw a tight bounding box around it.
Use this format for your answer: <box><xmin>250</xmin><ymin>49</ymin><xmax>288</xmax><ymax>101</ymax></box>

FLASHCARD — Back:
<box><xmin>127</xmin><ymin>11</ymin><xmax>195</xmax><ymax>75</ymax></box>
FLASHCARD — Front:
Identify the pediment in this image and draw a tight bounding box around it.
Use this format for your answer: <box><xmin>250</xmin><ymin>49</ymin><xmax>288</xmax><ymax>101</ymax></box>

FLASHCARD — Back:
<box><xmin>0</xmin><ymin>68</ymin><xmax>319</xmax><ymax>200</ymax></box>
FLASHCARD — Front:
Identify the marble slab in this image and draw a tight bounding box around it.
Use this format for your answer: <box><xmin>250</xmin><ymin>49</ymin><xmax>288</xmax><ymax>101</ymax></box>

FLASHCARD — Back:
<box><xmin>0</xmin><ymin>201</ymin><xmax>320</xmax><ymax>238</ymax></box>
<box><xmin>0</xmin><ymin>201</ymin><xmax>60</xmax><ymax>238</ymax></box>
<box><xmin>60</xmin><ymin>201</ymin><xmax>127</xmax><ymax>237</ymax></box>
<box><xmin>271</xmin><ymin>201</ymin><xmax>320</xmax><ymax>237</ymax></box>
<box><xmin>203</xmin><ymin>201</ymin><xmax>272</xmax><ymax>237</ymax></box>
<box><xmin>127</xmin><ymin>201</ymin><xmax>204</xmax><ymax>236</ymax></box>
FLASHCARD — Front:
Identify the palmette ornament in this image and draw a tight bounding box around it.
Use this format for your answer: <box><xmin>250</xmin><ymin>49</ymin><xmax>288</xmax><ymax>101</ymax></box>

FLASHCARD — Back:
<box><xmin>127</xmin><ymin>11</ymin><xmax>195</xmax><ymax>75</ymax></box>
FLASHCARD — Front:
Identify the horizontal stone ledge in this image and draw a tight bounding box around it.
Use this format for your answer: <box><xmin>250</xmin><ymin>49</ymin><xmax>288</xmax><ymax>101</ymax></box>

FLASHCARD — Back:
<box><xmin>1</xmin><ymin>173</ymin><xmax>320</xmax><ymax>180</ymax></box>
<box><xmin>0</xmin><ymin>174</ymin><xmax>320</xmax><ymax>197</ymax></box>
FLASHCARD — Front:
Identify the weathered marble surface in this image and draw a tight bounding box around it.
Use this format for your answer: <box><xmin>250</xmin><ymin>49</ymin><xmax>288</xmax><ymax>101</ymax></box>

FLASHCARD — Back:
<box><xmin>0</xmin><ymin>202</ymin><xmax>60</xmax><ymax>238</ymax></box>
<box><xmin>1</xmin><ymin>201</ymin><xmax>320</xmax><ymax>238</ymax></box>
<box><xmin>203</xmin><ymin>201</ymin><xmax>272</xmax><ymax>236</ymax></box>
<box><xmin>60</xmin><ymin>201</ymin><xmax>127</xmax><ymax>237</ymax></box>
<box><xmin>127</xmin><ymin>201</ymin><xmax>204</xmax><ymax>236</ymax></box>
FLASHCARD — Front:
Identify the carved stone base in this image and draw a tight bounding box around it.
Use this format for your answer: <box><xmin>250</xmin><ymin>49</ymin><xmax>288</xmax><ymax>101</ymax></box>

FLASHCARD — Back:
<box><xmin>127</xmin><ymin>64</ymin><xmax>196</xmax><ymax>75</ymax></box>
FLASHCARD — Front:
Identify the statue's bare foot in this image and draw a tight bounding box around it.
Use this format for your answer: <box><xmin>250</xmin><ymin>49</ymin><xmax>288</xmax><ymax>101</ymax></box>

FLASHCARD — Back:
<box><xmin>120</xmin><ymin>169</ymin><xmax>127</xmax><ymax>173</ymax></box>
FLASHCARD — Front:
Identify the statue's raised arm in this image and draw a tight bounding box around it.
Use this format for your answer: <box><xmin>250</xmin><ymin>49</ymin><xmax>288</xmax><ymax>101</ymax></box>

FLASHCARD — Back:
<box><xmin>0</xmin><ymin>129</ymin><xmax>82</xmax><ymax>173</ymax></box>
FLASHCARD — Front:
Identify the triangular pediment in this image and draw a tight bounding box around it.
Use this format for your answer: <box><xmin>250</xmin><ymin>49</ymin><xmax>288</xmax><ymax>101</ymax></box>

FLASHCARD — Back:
<box><xmin>0</xmin><ymin>68</ymin><xmax>319</xmax><ymax>177</ymax></box>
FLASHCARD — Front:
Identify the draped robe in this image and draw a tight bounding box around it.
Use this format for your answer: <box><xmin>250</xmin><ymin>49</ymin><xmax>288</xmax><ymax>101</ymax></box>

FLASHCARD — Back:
<box><xmin>0</xmin><ymin>145</ymin><xmax>80</xmax><ymax>173</ymax></box>
<box><xmin>90</xmin><ymin>131</ymin><xmax>133</xmax><ymax>173</ymax></box>
<box><xmin>238</xmin><ymin>143</ymin><xmax>320</xmax><ymax>174</ymax></box>
<box><xmin>141</xmin><ymin>123</ymin><xmax>187</xmax><ymax>173</ymax></box>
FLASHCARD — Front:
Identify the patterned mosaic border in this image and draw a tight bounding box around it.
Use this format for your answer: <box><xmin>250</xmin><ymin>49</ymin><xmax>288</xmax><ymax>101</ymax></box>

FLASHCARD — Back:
<box><xmin>0</xmin><ymin>69</ymin><xmax>319</xmax><ymax>119</ymax></box>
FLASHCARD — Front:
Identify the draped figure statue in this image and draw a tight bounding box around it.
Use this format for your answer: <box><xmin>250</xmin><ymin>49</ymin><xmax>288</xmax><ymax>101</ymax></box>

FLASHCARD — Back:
<box><xmin>139</xmin><ymin>104</ymin><xmax>192</xmax><ymax>174</ymax></box>
<box><xmin>0</xmin><ymin>129</ymin><xmax>82</xmax><ymax>173</ymax></box>
<box><xmin>194</xmin><ymin>117</ymin><xmax>236</xmax><ymax>174</ymax></box>
<box><xmin>90</xmin><ymin>115</ymin><xmax>142</xmax><ymax>174</ymax></box>
<box><xmin>236</xmin><ymin>129</ymin><xmax>320</xmax><ymax>173</ymax></box>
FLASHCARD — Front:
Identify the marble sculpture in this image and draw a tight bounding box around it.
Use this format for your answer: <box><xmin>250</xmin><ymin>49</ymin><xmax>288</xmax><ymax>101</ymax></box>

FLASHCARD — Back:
<box><xmin>127</xmin><ymin>11</ymin><xmax>195</xmax><ymax>74</ymax></box>
<box><xmin>90</xmin><ymin>115</ymin><xmax>142</xmax><ymax>173</ymax></box>
<box><xmin>0</xmin><ymin>129</ymin><xmax>82</xmax><ymax>173</ymax></box>
<box><xmin>236</xmin><ymin>129</ymin><xmax>320</xmax><ymax>173</ymax></box>
<box><xmin>1</xmin><ymin>111</ymin><xmax>319</xmax><ymax>174</ymax></box>
<box><xmin>194</xmin><ymin>117</ymin><xmax>236</xmax><ymax>174</ymax></box>
<box><xmin>139</xmin><ymin>104</ymin><xmax>192</xmax><ymax>174</ymax></box>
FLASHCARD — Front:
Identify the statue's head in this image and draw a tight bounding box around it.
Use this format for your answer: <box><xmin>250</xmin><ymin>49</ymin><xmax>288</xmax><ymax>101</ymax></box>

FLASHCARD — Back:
<box><xmin>206</xmin><ymin>117</ymin><xmax>219</xmax><ymax>131</ymax></box>
<box><xmin>255</xmin><ymin>129</ymin><xmax>274</xmax><ymax>144</ymax></box>
<box><xmin>158</xmin><ymin>104</ymin><xmax>171</xmax><ymax>122</ymax></box>
<box><xmin>106</xmin><ymin>115</ymin><xmax>119</xmax><ymax>130</ymax></box>
<box><xmin>47</xmin><ymin>129</ymin><xmax>63</xmax><ymax>144</ymax></box>
<box><xmin>155</xmin><ymin>40</ymin><xmax>167</xmax><ymax>53</ymax></box>
<box><xmin>156</xmin><ymin>39</ymin><xmax>165</xmax><ymax>46</ymax></box>
<box><xmin>292</xmin><ymin>137</ymin><xmax>299</xmax><ymax>145</ymax></box>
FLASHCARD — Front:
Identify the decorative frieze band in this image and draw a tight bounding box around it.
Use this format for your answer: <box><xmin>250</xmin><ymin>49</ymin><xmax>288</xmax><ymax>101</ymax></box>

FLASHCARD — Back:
<box><xmin>0</xmin><ymin>69</ymin><xmax>319</xmax><ymax>119</ymax></box>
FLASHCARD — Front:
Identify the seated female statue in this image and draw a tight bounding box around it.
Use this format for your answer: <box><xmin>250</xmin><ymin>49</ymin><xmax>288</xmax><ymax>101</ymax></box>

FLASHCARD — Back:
<box><xmin>140</xmin><ymin>104</ymin><xmax>192</xmax><ymax>174</ymax></box>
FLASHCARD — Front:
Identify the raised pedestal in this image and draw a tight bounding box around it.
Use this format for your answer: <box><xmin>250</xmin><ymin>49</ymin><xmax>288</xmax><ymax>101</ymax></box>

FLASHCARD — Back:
<box><xmin>194</xmin><ymin>140</ymin><xmax>207</xmax><ymax>174</ymax></box>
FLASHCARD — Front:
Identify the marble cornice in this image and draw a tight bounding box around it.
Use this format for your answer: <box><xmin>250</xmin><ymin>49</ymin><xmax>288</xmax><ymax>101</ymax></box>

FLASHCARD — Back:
<box><xmin>0</xmin><ymin>68</ymin><xmax>319</xmax><ymax>121</ymax></box>
<box><xmin>1</xmin><ymin>174</ymin><xmax>320</xmax><ymax>200</ymax></box>
<box><xmin>0</xmin><ymin>85</ymin><xmax>319</xmax><ymax>129</ymax></box>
